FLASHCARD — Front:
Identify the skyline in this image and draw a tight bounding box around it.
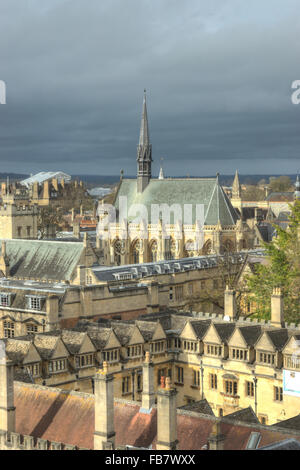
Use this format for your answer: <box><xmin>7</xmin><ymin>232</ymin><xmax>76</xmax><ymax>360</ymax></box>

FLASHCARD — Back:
<box><xmin>0</xmin><ymin>0</ymin><xmax>299</xmax><ymax>176</ymax></box>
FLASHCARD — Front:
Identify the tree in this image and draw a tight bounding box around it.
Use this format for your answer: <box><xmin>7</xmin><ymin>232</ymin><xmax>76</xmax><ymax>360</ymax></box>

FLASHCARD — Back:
<box><xmin>244</xmin><ymin>201</ymin><xmax>300</xmax><ymax>323</ymax></box>
<box><xmin>241</xmin><ymin>185</ymin><xmax>265</xmax><ymax>201</ymax></box>
<box><xmin>38</xmin><ymin>206</ymin><xmax>64</xmax><ymax>239</ymax></box>
<box><xmin>269</xmin><ymin>176</ymin><xmax>292</xmax><ymax>193</ymax></box>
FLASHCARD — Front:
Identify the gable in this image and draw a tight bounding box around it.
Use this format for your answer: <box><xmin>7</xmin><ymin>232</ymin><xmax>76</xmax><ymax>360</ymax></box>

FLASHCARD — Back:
<box><xmin>228</xmin><ymin>327</ymin><xmax>247</xmax><ymax>348</ymax></box>
<box><xmin>152</xmin><ymin>322</ymin><xmax>167</xmax><ymax>341</ymax></box>
<box><xmin>202</xmin><ymin>324</ymin><xmax>221</xmax><ymax>344</ymax></box>
<box><xmin>283</xmin><ymin>336</ymin><xmax>300</xmax><ymax>355</ymax></box>
<box><xmin>79</xmin><ymin>334</ymin><xmax>96</xmax><ymax>355</ymax></box>
<box><xmin>23</xmin><ymin>343</ymin><xmax>42</xmax><ymax>365</ymax></box>
<box><xmin>128</xmin><ymin>326</ymin><xmax>145</xmax><ymax>346</ymax></box>
<box><xmin>52</xmin><ymin>338</ymin><xmax>70</xmax><ymax>359</ymax></box>
<box><xmin>104</xmin><ymin>330</ymin><xmax>121</xmax><ymax>350</ymax></box>
<box><xmin>255</xmin><ymin>332</ymin><xmax>276</xmax><ymax>352</ymax></box>
<box><xmin>180</xmin><ymin>321</ymin><xmax>198</xmax><ymax>341</ymax></box>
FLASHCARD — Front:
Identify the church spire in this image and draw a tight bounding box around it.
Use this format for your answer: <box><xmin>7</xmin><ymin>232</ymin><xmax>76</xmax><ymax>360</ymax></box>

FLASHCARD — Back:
<box><xmin>137</xmin><ymin>90</ymin><xmax>152</xmax><ymax>193</ymax></box>
<box><xmin>232</xmin><ymin>169</ymin><xmax>241</xmax><ymax>199</ymax></box>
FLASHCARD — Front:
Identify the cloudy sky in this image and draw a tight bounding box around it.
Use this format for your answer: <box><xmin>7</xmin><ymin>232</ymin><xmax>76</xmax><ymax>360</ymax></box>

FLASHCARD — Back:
<box><xmin>0</xmin><ymin>0</ymin><xmax>299</xmax><ymax>177</ymax></box>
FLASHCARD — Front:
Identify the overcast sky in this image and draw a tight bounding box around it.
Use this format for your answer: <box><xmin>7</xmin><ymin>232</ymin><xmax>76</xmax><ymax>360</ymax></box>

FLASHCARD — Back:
<box><xmin>0</xmin><ymin>0</ymin><xmax>299</xmax><ymax>177</ymax></box>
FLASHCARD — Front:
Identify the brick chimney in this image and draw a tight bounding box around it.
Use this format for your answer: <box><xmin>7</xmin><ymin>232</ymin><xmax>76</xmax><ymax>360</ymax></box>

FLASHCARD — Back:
<box><xmin>224</xmin><ymin>285</ymin><xmax>237</xmax><ymax>320</ymax></box>
<box><xmin>208</xmin><ymin>421</ymin><xmax>225</xmax><ymax>450</ymax></box>
<box><xmin>156</xmin><ymin>377</ymin><xmax>178</xmax><ymax>450</ymax></box>
<box><xmin>94</xmin><ymin>362</ymin><xmax>115</xmax><ymax>450</ymax></box>
<box><xmin>141</xmin><ymin>352</ymin><xmax>155</xmax><ymax>412</ymax></box>
<box><xmin>0</xmin><ymin>347</ymin><xmax>15</xmax><ymax>437</ymax></box>
<box><xmin>271</xmin><ymin>288</ymin><xmax>284</xmax><ymax>328</ymax></box>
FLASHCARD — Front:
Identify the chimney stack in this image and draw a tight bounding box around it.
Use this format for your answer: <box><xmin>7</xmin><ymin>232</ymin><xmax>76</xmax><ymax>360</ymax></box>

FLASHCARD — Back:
<box><xmin>94</xmin><ymin>362</ymin><xmax>115</xmax><ymax>450</ymax></box>
<box><xmin>156</xmin><ymin>377</ymin><xmax>178</xmax><ymax>450</ymax></box>
<box><xmin>208</xmin><ymin>420</ymin><xmax>225</xmax><ymax>450</ymax></box>
<box><xmin>224</xmin><ymin>286</ymin><xmax>237</xmax><ymax>321</ymax></box>
<box><xmin>141</xmin><ymin>352</ymin><xmax>155</xmax><ymax>412</ymax></box>
<box><xmin>271</xmin><ymin>288</ymin><xmax>284</xmax><ymax>328</ymax></box>
<box><xmin>0</xmin><ymin>345</ymin><xmax>15</xmax><ymax>437</ymax></box>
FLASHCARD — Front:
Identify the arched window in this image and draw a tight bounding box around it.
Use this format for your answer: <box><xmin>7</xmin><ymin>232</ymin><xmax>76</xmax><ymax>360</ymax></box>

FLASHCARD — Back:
<box><xmin>149</xmin><ymin>240</ymin><xmax>158</xmax><ymax>262</ymax></box>
<box><xmin>131</xmin><ymin>240</ymin><xmax>140</xmax><ymax>264</ymax></box>
<box><xmin>202</xmin><ymin>240</ymin><xmax>212</xmax><ymax>255</ymax></box>
<box><xmin>222</xmin><ymin>239</ymin><xmax>234</xmax><ymax>254</ymax></box>
<box><xmin>113</xmin><ymin>239</ymin><xmax>122</xmax><ymax>266</ymax></box>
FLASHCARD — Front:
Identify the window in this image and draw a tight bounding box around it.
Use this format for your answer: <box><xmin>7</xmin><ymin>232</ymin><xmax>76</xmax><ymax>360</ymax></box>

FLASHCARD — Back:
<box><xmin>3</xmin><ymin>320</ymin><xmax>14</xmax><ymax>338</ymax></box>
<box><xmin>102</xmin><ymin>349</ymin><xmax>119</xmax><ymax>363</ymax></box>
<box><xmin>201</xmin><ymin>280</ymin><xmax>206</xmax><ymax>289</ymax></box>
<box><xmin>48</xmin><ymin>359</ymin><xmax>66</xmax><ymax>373</ymax></box>
<box><xmin>224</xmin><ymin>380</ymin><xmax>238</xmax><ymax>396</ymax></box>
<box><xmin>169</xmin><ymin>287</ymin><xmax>173</xmax><ymax>301</ymax></box>
<box><xmin>127</xmin><ymin>345</ymin><xmax>142</xmax><ymax>358</ymax></box>
<box><xmin>137</xmin><ymin>374</ymin><xmax>142</xmax><ymax>392</ymax></box>
<box><xmin>284</xmin><ymin>355</ymin><xmax>300</xmax><ymax>370</ymax></box>
<box><xmin>175</xmin><ymin>286</ymin><xmax>183</xmax><ymax>301</ymax></box>
<box><xmin>231</xmin><ymin>348</ymin><xmax>248</xmax><ymax>361</ymax></box>
<box><xmin>175</xmin><ymin>366</ymin><xmax>184</xmax><ymax>384</ymax></box>
<box><xmin>174</xmin><ymin>338</ymin><xmax>181</xmax><ymax>349</ymax></box>
<box><xmin>258</xmin><ymin>351</ymin><xmax>275</xmax><ymax>365</ymax></box>
<box><xmin>0</xmin><ymin>293</ymin><xmax>11</xmax><ymax>307</ymax></box>
<box><xmin>158</xmin><ymin>368</ymin><xmax>167</xmax><ymax>385</ymax></box>
<box><xmin>274</xmin><ymin>386</ymin><xmax>283</xmax><ymax>402</ymax></box>
<box><xmin>17</xmin><ymin>226</ymin><xmax>22</xmax><ymax>237</ymax></box>
<box><xmin>246</xmin><ymin>381</ymin><xmax>254</xmax><ymax>397</ymax></box>
<box><xmin>213</xmin><ymin>280</ymin><xmax>218</xmax><ymax>289</ymax></box>
<box><xmin>86</xmin><ymin>275</ymin><xmax>93</xmax><ymax>284</ymax></box>
<box><xmin>193</xmin><ymin>370</ymin><xmax>200</xmax><ymax>387</ymax></box>
<box><xmin>27</xmin><ymin>296</ymin><xmax>44</xmax><ymax>311</ymax></box>
<box><xmin>26</xmin><ymin>323</ymin><xmax>38</xmax><ymax>334</ymax></box>
<box><xmin>75</xmin><ymin>354</ymin><xmax>94</xmax><ymax>368</ymax></box>
<box><xmin>25</xmin><ymin>363</ymin><xmax>40</xmax><ymax>377</ymax></box>
<box><xmin>188</xmin><ymin>283</ymin><xmax>194</xmax><ymax>295</ymax></box>
<box><xmin>206</xmin><ymin>344</ymin><xmax>222</xmax><ymax>357</ymax></box>
<box><xmin>183</xmin><ymin>340</ymin><xmax>198</xmax><ymax>353</ymax></box>
<box><xmin>26</xmin><ymin>226</ymin><xmax>31</xmax><ymax>236</ymax></box>
<box><xmin>122</xmin><ymin>376</ymin><xmax>130</xmax><ymax>395</ymax></box>
<box><xmin>150</xmin><ymin>341</ymin><xmax>165</xmax><ymax>354</ymax></box>
<box><xmin>210</xmin><ymin>373</ymin><xmax>218</xmax><ymax>390</ymax></box>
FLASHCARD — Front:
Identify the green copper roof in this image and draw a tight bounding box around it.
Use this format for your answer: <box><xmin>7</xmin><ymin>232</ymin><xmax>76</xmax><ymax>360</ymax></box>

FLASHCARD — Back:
<box><xmin>0</xmin><ymin>239</ymin><xmax>84</xmax><ymax>281</ymax></box>
<box><xmin>114</xmin><ymin>177</ymin><xmax>238</xmax><ymax>225</ymax></box>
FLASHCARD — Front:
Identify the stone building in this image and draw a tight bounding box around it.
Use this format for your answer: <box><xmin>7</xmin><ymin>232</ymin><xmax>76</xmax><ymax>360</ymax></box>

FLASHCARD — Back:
<box><xmin>0</xmin><ymin>193</ymin><xmax>39</xmax><ymax>240</ymax></box>
<box><xmin>98</xmin><ymin>93</ymin><xmax>255</xmax><ymax>266</ymax></box>
<box><xmin>0</xmin><ymin>244</ymin><xmax>261</xmax><ymax>336</ymax></box>
<box><xmin>3</xmin><ymin>286</ymin><xmax>300</xmax><ymax>426</ymax></box>
<box><xmin>2</xmin><ymin>345</ymin><xmax>300</xmax><ymax>450</ymax></box>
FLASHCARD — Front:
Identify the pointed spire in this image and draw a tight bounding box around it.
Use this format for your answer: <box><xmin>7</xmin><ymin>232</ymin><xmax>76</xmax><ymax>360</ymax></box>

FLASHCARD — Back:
<box><xmin>232</xmin><ymin>170</ymin><xmax>241</xmax><ymax>199</ymax></box>
<box><xmin>159</xmin><ymin>157</ymin><xmax>164</xmax><ymax>180</ymax></box>
<box><xmin>139</xmin><ymin>89</ymin><xmax>150</xmax><ymax>146</ymax></box>
<box><xmin>137</xmin><ymin>90</ymin><xmax>152</xmax><ymax>193</ymax></box>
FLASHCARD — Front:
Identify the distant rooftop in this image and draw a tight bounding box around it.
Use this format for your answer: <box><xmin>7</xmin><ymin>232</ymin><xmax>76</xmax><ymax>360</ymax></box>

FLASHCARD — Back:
<box><xmin>21</xmin><ymin>171</ymin><xmax>71</xmax><ymax>187</ymax></box>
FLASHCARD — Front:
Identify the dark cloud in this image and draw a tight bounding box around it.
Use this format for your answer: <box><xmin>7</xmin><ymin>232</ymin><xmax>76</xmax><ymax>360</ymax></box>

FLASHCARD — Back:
<box><xmin>0</xmin><ymin>0</ymin><xmax>299</xmax><ymax>176</ymax></box>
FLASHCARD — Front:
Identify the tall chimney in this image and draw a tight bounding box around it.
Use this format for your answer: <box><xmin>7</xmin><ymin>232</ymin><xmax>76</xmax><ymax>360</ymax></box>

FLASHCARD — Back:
<box><xmin>0</xmin><ymin>345</ymin><xmax>15</xmax><ymax>437</ymax></box>
<box><xmin>224</xmin><ymin>285</ymin><xmax>237</xmax><ymax>320</ymax></box>
<box><xmin>94</xmin><ymin>362</ymin><xmax>115</xmax><ymax>450</ymax></box>
<box><xmin>271</xmin><ymin>288</ymin><xmax>284</xmax><ymax>328</ymax></box>
<box><xmin>156</xmin><ymin>377</ymin><xmax>178</xmax><ymax>450</ymax></box>
<box><xmin>141</xmin><ymin>352</ymin><xmax>155</xmax><ymax>411</ymax></box>
<box><xmin>208</xmin><ymin>421</ymin><xmax>225</xmax><ymax>450</ymax></box>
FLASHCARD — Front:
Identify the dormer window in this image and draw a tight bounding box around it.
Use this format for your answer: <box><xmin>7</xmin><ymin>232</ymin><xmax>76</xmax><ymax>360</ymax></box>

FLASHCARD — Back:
<box><xmin>127</xmin><ymin>345</ymin><xmax>143</xmax><ymax>358</ymax></box>
<box><xmin>230</xmin><ymin>348</ymin><xmax>248</xmax><ymax>361</ymax></box>
<box><xmin>257</xmin><ymin>351</ymin><xmax>275</xmax><ymax>365</ymax></box>
<box><xmin>206</xmin><ymin>344</ymin><xmax>223</xmax><ymax>357</ymax></box>
<box><xmin>26</xmin><ymin>296</ymin><xmax>45</xmax><ymax>311</ymax></box>
<box><xmin>0</xmin><ymin>293</ymin><xmax>11</xmax><ymax>307</ymax></box>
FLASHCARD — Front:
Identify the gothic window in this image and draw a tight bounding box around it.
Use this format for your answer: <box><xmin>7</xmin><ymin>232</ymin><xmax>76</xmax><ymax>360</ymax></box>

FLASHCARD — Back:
<box><xmin>169</xmin><ymin>237</ymin><xmax>176</xmax><ymax>259</ymax></box>
<box><xmin>149</xmin><ymin>240</ymin><xmax>158</xmax><ymax>262</ymax></box>
<box><xmin>223</xmin><ymin>239</ymin><xmax>234</xmax><ymax>253</ymax></box>
<box><xmin>131</xmin><ymin>240</ymin><xmax>140</xmax><ymax>264</ymax></box>
<box><xmin>113</xmin><ymin>239</ymin><xmax>122</xmax><ymax>266</ymax></box>
<box><xmin>202</xmin><ymin>240</ymin><xmax>212</xmax><ymax>255</ymax></box>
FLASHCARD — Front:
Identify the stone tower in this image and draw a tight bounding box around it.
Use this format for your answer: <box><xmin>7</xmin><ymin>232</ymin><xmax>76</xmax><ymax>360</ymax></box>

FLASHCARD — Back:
<box><xmin>137</xmin><ymin>90</ymin><xmax>152</xmax><ymax>193</ymax></box>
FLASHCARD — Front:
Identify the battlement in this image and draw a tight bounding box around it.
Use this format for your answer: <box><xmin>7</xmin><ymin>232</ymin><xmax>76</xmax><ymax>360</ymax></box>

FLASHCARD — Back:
<box><xmin>0</xmin><ymin>431</ymin><xmax>90</xmax><ymax>450</ymax></box>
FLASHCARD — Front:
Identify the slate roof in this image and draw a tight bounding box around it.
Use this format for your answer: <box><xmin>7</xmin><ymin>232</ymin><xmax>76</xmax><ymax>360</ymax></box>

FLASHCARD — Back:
<box><xmin>271</xmin><ymin>414</ymin><xmax>300</xmax><ymax>431</ymax></box>
<box><xmin>265</xmin><ymin>329</ymin><xmax>290</xmax><ymax>350</ymax></box>
<box><xmin>189</xmin><ymin>320</ymin><xmax>211</xmax><ymax>339</ymax></box>
<box><xmin>33</xmin><ymin>335</ymin><xmax>62</xmax><ymax>360</ymax></box>
<box><xmin>225</xmin><ymin>407</ymin><xmax>259</xmax><ymax>425</ymax></box>
<box><xmin>0</xmin><ymin>239</ymin><xmax>85</xmax><ymax>281</ymax></box>
<box><xmin>238</xmin><ymin>326</ymin><xmax>262</xmax><ymax>347</ymax></box>
<box><xmin>114</xmin><ymin>177</ymin><xmax>239</xmax><ymax>225</ymax></box>
<box><xmin>266</xmin><ymin>192</ymin><xmax>294</xmax><ymax>202</ymax></box>
<box><xmin>4</xmin><ymin>339</ymin><xmax>31</xmax><ymax>363</ymax></box>
<box><xmin>213</xmin><ymin>323</ymin><xmax>236</xmax><ymax>342</ymax></box>
<box><xmin>179</xmin><ymin>399</ymin><xmax>214</xmax><ymax>416</ymax></box>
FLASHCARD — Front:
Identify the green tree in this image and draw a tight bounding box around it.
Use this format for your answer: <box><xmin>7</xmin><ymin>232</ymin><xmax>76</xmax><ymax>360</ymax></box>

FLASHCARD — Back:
<box><xmin>269</xmin><ymin>175</ymin><xmax>292</xmax><ymax>192</ymax></box>
<box><xmin>245</xmin><ymin>201</ymin><xmax>300</xmax><ymax>322</ymax></box>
